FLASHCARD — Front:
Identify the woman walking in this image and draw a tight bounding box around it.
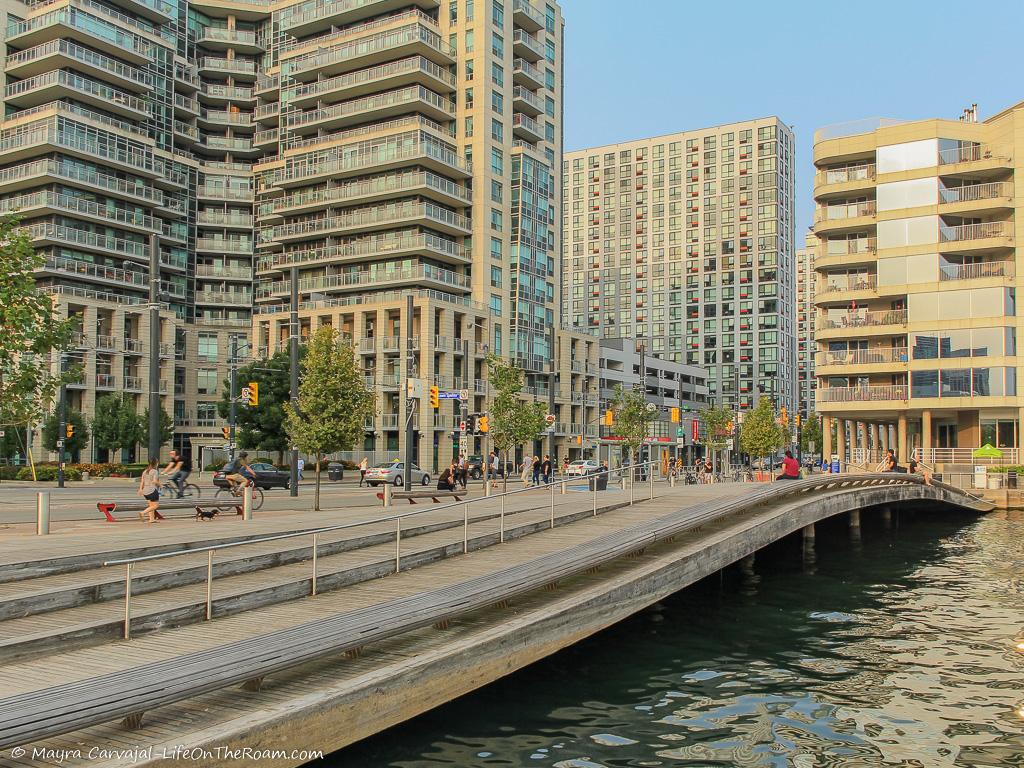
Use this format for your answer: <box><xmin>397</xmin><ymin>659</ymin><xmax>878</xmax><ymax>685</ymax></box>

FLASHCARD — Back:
<box><xmin>138</xmin><ymin>458</ymin><xmax>162</xmax><ymax>523</ymax></box>
<box><xmin>520</xmin><ymin>456</ymin><xmax>531</xmax><ymax>485</ymax></box>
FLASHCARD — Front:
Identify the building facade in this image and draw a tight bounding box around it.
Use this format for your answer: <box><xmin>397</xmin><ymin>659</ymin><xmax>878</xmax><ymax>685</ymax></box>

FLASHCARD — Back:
<box><xmin>562</xmin><ymin>117</ymin><xmax>797</xmax><ymax>416</ymax></box>
<box><xmin>0</xmin><ymin>0</ymin><xmax>597</xmax><ymax>467</ymax></box>
<box><xmin>796</xmin><ymin>230</ymin><xmax>818</xmax><ymax>418</ymax></box>
<box><xmin>813</xmin><ymin>102</ymin><xmax>1023</xmax><ymax>467</ymax></box>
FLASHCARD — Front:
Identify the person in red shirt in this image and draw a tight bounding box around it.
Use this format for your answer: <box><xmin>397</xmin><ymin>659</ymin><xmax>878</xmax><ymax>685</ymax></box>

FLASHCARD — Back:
<box><xmin>777</xmin><ymin>450</ymin><xmax>801</xmax><ymax>480</ymax></box>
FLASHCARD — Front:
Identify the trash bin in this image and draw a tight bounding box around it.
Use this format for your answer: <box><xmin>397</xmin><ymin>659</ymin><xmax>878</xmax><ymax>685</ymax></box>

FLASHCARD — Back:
<box><xmin>588</xmin><ymin>472</ymin><xmax>608</xmax><ymax>492</ymax></box>
<box><xmin>1008</xmin><ymin>470</ymin><xmax>1017</xmax><ymax>489</ymax></box>
<box><xmin>327</xmin><ymin>462</ymin><xmax>344</xmax><ymax>482</ymax></box>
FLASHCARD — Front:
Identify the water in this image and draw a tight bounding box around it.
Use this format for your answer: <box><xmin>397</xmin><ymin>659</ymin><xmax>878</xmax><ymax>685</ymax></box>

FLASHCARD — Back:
<box><xmin>323</xmin><ymin>510</ymin><xmax>1024</xmax><ymax>767</ymax></box>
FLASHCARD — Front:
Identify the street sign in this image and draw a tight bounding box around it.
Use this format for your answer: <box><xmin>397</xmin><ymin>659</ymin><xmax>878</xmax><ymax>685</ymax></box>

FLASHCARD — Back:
<box><xmin>240</xmin><ymin>385</ymin><xmax>252</xmax><ymax>404</ymax></box>
<box><xmin>439</xmin><ymin>391</ymin><xmax>460</xmax><ymax>399</ymax></box>
<box><xmin>676</xmin><ymin>427</ymin><xmax>684</xmax><ymax>437</ymax></box>
<box><xmin>459</xmin><ymin>420</ymin><xmax>467</xmax><ymax>432</ymax></box>
<box><xmin>726</xmin><ymin>440</ymin><xmax>734</xmax><ymax>450</ymax></box>
<box><xmin>56</xmin><ymin>439</ymin><xmax>64</xmax><ymax>448</ymax></box>
<box><xmin>676</xmin><ymin>436</ymin><xmax>686</xmax><ymax>446</ymax></box>
<box><xmin>544</xmin><ymin>414</ymin><xmax>556</xmax><ymax>425</ymax></box>
<box><xmin>407</xmin><ymin>378</ymin><xmax>425</xmax><ymax>400</ymax></box>
<box><xmin>459</xmin><ymin>389</ymin><xmax>469</xmax><ymax>401</ymax></box>
<box><xmin>0</xmin><ymin>430</ymin><xmax>5</xmax><ymax>438</ymax></box>
<box><xmin>459</xmin><ymin>436</ymin><xmax>469</xmax><ymax>454</ymax></box>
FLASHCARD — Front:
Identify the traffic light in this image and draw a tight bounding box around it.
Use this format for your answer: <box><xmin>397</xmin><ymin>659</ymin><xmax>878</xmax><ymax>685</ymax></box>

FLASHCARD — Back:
<box><xmin>670</xmin><ymin>407</ymin><xmax>680</xmax><ymax>423</ymax></box>
<box><xmin>477</xmin><ymin>415</ymin><xmax>489</xmax><ymax>433</ymax></box>
<box><xmin>780</xmin><ymin>406</ymin><xmax>789</xmax><ymax>427</ymax></box>
<box><xmin>604</xmin><ymin>409</ymin><xmax>614</xmax><ymax>426</ymax></box>
<box><xmin>576</xmin><ymin>435</ymin><xmax>583</xmax><ymax>445</ymax></box>
<box><xmin>429</xmin><ymin>385</ymin><xmax>440</xmax><ymax>409</ymax></box>
<box><xmin>467</xmin><ymin>414</ymin><xmax>478</xmax><ymax>434</ymax></box>
<box><xmin>222</xmin><ymin>426</ymin><xmax>230</xmax><ymax>440</ymax></box>
<box><xmin>795</xmin><ymin>413</ymin><xmax>801</xmax><ymax>428</ymax></box>
<box><xmin>65</xmin><ymin>423</ymin><xmax>74</xmax><ymax>438</ymax></box>
<box><xmin>247</xmin><ymin>381</ymin><xmax>259</xmax><ymax>407</ymax></box>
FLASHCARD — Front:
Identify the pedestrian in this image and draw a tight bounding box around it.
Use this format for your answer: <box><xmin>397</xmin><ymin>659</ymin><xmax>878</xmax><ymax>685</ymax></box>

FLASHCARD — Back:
<box><xmin>489</xmin><ymin>451</ymin><xmax>500</xmax><ymax>488</ymax></box>
<box><xmin>437</xmin><ymin>462</ymin><xmax>457</xmax><ymax>491</ymax></box>
<box><xmin>531</xmin><ymin>455</ymin><xmax>541</xmax><ymax>486</ymax></box>
<box><xmin>561</xmin><ymin>456</ymin><xmax>570</xmax><ymax>476</ymax></box>
<box><xmin>520</xmin><ymin>456</ymin><xmax>531</xmax><ymax>485</ymax></box>
<box><xmin>138</xmin><ymin>458</ymin><xmax>162</xmax><ymax>523</ymax></box>
<box><xmin>297</xmin><ymin>456</ymin><xmax>305</xmax><ymax>481</ymax></box>
<box><xmin>776</xmin><ymin>450</ymin><xmax>801</xmax><ymax>481</ymax></box>
<box><xmin>358</xmin><ymin>456</ymin><xmax>369</xmax><ymax>486</ymax></box>
<box><xmin>458</xmin><ymin>453</ymin><xmax>468</xmax><ymax>489</ymax></box>
<box><xmin>702</xmin><ymin>457</ymin><xmax>714</xmax><ymax>483</ymax></box>
<box><xmin>542</xmin><ymin>454</ymin><xmax>553</xmax><ymax>484</ymax></box>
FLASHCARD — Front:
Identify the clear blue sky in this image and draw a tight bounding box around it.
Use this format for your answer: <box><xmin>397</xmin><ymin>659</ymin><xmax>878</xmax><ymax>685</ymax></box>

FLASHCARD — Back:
<box><xmin>560</xmin><ymin>0</ymin><xmax>1024</xmax><ymax>237</ymax></box>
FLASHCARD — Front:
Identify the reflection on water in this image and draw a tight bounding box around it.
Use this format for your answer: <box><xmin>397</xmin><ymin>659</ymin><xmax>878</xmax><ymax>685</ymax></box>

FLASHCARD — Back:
<box><xmin>324</xmin><ymin>510</ymin><xmax>1024</xmax><ymax>767</ymax></box>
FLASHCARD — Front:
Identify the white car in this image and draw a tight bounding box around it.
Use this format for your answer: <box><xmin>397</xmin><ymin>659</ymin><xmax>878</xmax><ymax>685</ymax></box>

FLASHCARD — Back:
<box><xmin>364</xmin><ymin>461</ymin><xmax>431</xmax><ymax>487</ymax></box>
<box><xmin>566</xmin><ymin>459</ymin><xmax>599</xmax><ymax>477</ymax></box>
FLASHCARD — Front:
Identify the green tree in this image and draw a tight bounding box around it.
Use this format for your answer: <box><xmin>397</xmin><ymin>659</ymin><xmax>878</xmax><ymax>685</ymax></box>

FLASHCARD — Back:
<box><xmin>142</xmin><ymin>407</ymin><xmax>174</xmax><ymax>451</ymax></box>
<box><xmin>284</xmin><ymin>327</ymin><xmax>374</xmax><ymax>510</ymax></box>
<box><xmin>740</xmin><ymin>397</ymin><xmax>786</xmax><ymax>470</ymax></box>
<box><xmin>41</xmin><ymin>410</ymin><xmax>89</xmax><ymax>458</ymax></box>
<box><xmin>91</xmin><ymin>394</ymin><xmax>143</xmax><ymax>460</ymax></box>
<box><xmin>699</xmin><ymin>405</ymin><xmax>734</xmax><ymax>451</ymax></box>
<box><xmin>217</xmin><ymin>350</ymin><xmax>298</xmax><ymax>464</ymax></box>
<box><xmin>800</xmin><ymin>413</ymin><xmax>823</xmax><ymax>454</ymax></box>
<box><xmin>0</xmin><ymin>215</ymin><xmax>78</xmax><ymax>426</ymax></box>
<box><xmin>486</xmin><ymin>354</ymin><xmax>546</xmax><ymax>490</ymax></box>
<box><xmin>610</xmin><ymin>385</ymin><xmax>654</xmax><ymax>465</ymax></box>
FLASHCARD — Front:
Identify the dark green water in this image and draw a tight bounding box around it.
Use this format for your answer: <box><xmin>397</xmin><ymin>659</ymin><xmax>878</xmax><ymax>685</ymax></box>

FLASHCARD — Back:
<box><xmin>325</xmin><ymin>509</ymin><xmax>1024</xmax><ymax>767</ymax></box>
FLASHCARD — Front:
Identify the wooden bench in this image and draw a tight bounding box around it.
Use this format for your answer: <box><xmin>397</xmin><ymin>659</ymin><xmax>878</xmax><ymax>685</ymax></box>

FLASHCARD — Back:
<box><xmin>374</xmin><ymin>490</ymin><xmax>464</xmax><ymax>505</ymax></box>
<box><xmin>97</xmin><ymin>501</ymin><xmax>243</xmax><ymax>523</ymax></box>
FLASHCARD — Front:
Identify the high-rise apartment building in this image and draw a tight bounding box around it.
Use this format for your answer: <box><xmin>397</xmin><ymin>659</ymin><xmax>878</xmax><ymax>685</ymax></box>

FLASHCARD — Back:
<box><xmin>796</xmin><ymin>230</ymin><xmax>818</xmax><ymax>418</ymax></box>
<box><xmin>813</xmin><ymin>102</ymin><xmax>1023</xmax><ymax>468</ymax></box>
<box><xmin>562</xmin><ymin>118</ymin><xmax>797</xmax><ymax>415</ymax></box>
<box><xmin>0</xmin><ymin>0</ymin><xmax>598</xmax><ymax>467</ymax></box>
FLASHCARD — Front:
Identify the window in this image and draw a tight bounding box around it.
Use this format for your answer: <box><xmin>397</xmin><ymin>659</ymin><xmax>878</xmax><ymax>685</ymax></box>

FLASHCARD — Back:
<box><xmin>491</xmin><ymin>91</ymin><xmax>503</xmax><ymax>114</ymax></box>
<box><xmin>197</xmin><ymin>333</ymin><xmax>217</xmax><ymax>361</ymax></box>
<box><xmin>491</xmin><ymin>118</ymin><xmax>503</xmax><ymax>141</ymax></box>
<box><xmin>490</xmin><ymin>294</ymin><xmax>503</xmax><ymax>316</ymax></box>
<box><xmin>491</xmin><ymin>179</ymin><xmax>502</xmax><ymax>202</ymax></box>
<box><xmin>490</xmin><ymin>236</ymin><xmax>502</xmax><ymax>259</ymax></box>
<box><xmin>491</xmin><ymin>147</ymin><xmax>504</xmax><ymax>175</ymax></box>
<box><xmin>465</xmin><ymin>59</ymin><xmax>474</xmax><ymax>80</ymax></box>
<box><xmin>545</xmin><ymin>68</ymin><xmax>555</xmax><ymax>90</ymax></box>
<box><xmin>197</xmin><ymin>368</ymin><xmax>218</xmax><ymax>395</ymax></box>
<box><xmin>491</xmin><ymin>62</ymin><xmax>503</xmax><ymax>86</ymax></box>
<box><xmin>465</xmin><ymin>29</ymin><xmax>474</xmax><ymax>52</ymax></box>
<box><xmin>464</xmin><ymin>116</ymin><xmax>473</xmax><ymax>137</ymax></box>
<box><xmin>545</xmin><ymin>39</ymin><xmax>555</xmax><ymax>63</ymax></box>
<box><xmin>545</xmin><ymin>3</ymin><xmax>555</xmax><ymax>32</ymax></box>
<box><xmin>490</xmin><ymin>266</ymin><xmax>502</xmax><ymax>287</ymax></box>
<box><xmin>492</xmin><ymin>32</ymin><xmax>503</xmax><ymax>57</ymax></box>
<box><xmin>490</xmin><ymin>208</ymin><xmax>503</xmax><ymax>231</ymax></box>
<box><xmin>492</xmin><ymin>0</ymin><xmax>503</xmax><ymax>25</ymax></box>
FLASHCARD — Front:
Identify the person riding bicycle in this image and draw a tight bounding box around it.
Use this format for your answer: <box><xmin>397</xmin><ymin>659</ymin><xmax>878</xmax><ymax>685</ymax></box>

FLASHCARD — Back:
<box><xmin>224</xmin><ymin>452</ymin><xmax>256</xmax><ymax>494</ymax></box>
<box><xmin>162</xmin><ymin>450</ymin><xmax>185</xmax><ymax>497</ymax></box>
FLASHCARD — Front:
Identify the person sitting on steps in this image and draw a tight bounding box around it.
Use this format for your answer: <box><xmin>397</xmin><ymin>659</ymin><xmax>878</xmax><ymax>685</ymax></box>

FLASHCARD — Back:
<box><xmin>776</xmin><ymin>450</ymin><xmax>801</xmax><ymax>481</ymax></box>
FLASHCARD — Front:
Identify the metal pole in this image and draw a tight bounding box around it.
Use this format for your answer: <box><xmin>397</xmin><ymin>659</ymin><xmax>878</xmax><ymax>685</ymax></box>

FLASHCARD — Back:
<box><xmin>205</xmin><ymin>550</ymin><xmax>213</xmax><ymax>620</ymax></box>
<box><xmin>461</xmin><ymin>335</ymin><xmax>469</xmax><ymax>465</ymax></box>
<box><xmin>124</xmin><ymin>562</ymin><xmax>133</xmax><ymax>640</ymax></box>
<box><xmin>36</xmin><ymin>491</ymin><xmax>50</xmax><ymax>535</ymax></box>
<box><xmin>649</xmin><ymin>460</ymin><xmax>654</xmax><ymax>499</ymax></box>
<box><xmin>404</xmin><ymin>293</ymin><xmax>414</xmax><ymax>489</ymax></box>
<box><xmin>147</xmin><ymin>232</ymin><xmax>161</xmax><ymax>464</ymax></box>
<box><xmin>548</xmin><ymin>326</ymin><xmax>556</xmax><ymax>462</ymax></box>
<box><xmin>499</xmin><ymin>495</ymin><xmax>505</xmax><ymax>543</ymax></box>
<box><xmin>228</xmin><ymin>335</ymin><xmax>238</xmax><ymax>461</ymax></box>
<box><xmin>395</xmin><ymin>517</ymin><xmax>401</xmax><ymax>572</ymax></box>
<box><xmin>242</xmin><ymin>484</ymin><xmax>252</xmax><ymax>520</ymax></box>
<box><xmin>549</xmin><ymin>483</ymin><xmax>554</xmax><ymax>529</ymax></box>
<box><xmin>593</xmin><ymin>470</ymin><xmax>598</xmax><ymax>516</ymax></box>
<box><xmin>56</xmin><ymin>376</ymin><xmax>66</xmax><ymax>488</ymax></box>
<box><xmin>289</xmin><ymin>266</ymin><xmax>299</xmax><ymax>497</ymax></box>
<box><xmin>311</xmin><ymin>532</ymin><xmax>318</xmax><ymax>595</ymax></box>
<box><xmin>463</xmin><ymin>502</ymin><xmax>469</xmax><ymax>552</ymax></box>
<box><xmin>483</xmin><ymin>432</ymin><xmax>490</xmax><ymax>497</ymax></box>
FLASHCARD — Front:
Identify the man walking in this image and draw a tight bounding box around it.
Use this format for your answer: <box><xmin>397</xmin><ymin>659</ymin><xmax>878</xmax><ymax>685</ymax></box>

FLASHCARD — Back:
<box><xmin>296</xmin><ymin>456</ymin><xmax>304</xmax><ymax>481</ymax></box>
<box><xmin>542</xmin><ymin>454</ymin><xmax>552</xmax><ymax>484</ymax></box>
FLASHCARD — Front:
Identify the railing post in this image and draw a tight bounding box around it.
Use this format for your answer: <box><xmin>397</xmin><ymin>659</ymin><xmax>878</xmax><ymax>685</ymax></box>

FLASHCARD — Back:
<box><xmin>499</xmin><ymin>495</ymin><xmax>505</xmax><ymax>543</ymax></box>
<box><xmin>560</xmin><ymin>476</ymin><xmax>566</xmax><ymax>495</ymax></box>
<box><xmin>593</xmin><ymin>472</ymin><xmax>598</xmax><ymax>516</ymax></box>
<box><xmin>649</xmin><ymin>461</ymin><xmax>654</xmax><ymax>500</ymax></box>
<box><xmin>629</xmin><ymin>467</ymin><xmax>634</xmax><ymax>505</ymax></box>
<box><xmin>463</xmin><ymin>503</ymin><xmax>469</xmax><ymax>553</ymax></box>
<box><xmin>36</xmin><ymin>491</ymin><xmax>50</xmax><ymax>535</ymax></box>
<box><xmin>242</xmin><ymin>484</ymin><xmax>252</xmax><ymax>520</ymax></box>
<box><xmin>311</xmin><ymin>532</ymin><xmax>318</xmax><ymax>596</ymax></box>
<box><xmin>395</xmin><ymin>517</ymin><xmax>401</xmax><ymax>572</ymax></box>
<box><xmin>124</xmin><ymin>562</ymin><xmax>133</xmax><ymax>640</ymax></box>
<box><xmin>206</xmin><ymin>550</ymin><xmax>213</xmax><ymax>621</ymax></box>
<box><xmin>549</xmin><ymin>483</ymin><xmax>554</xmax><ymax>529</ymax></box>
<box><xmin>383</xmin><ymin>483</ymin><xmax>392</xmax><ymax>507</ymax></box>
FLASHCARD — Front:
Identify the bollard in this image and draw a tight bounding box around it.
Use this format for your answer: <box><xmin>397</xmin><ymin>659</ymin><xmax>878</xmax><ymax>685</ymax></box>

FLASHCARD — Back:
<box><xmin>383</xmin><ymin>483</ymin><xmax>392</xmax><ymax>507</ymax></box>
<box><xmin>649</xmin><ymin>463</ymin><xmax>654</xmax><ymax>500</ymax></box>
<box><xmin>36</xmin><ymin>491</ymin><xmax>50</xmax><ymax>535</ymax></box>
<box><xmin>242</xmin><ymin>485</ymin><xmax>253</xmax><ymax>520</ymax></box>
<box><xmin>560</xmin><ymin>478</ymin><xmax>566</xmax><ymax>495</ymax></box>
<box><xmin>670</xmin><ymin>472</ymin><xmax>676</xmax><ymax>488</ymax></box>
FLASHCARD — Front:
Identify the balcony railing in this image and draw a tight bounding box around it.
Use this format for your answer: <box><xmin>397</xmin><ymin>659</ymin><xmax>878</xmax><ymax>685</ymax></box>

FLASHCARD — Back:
<box><xmin>819</xmin><ymin>274</ymin><xmax>877</xmax><ymax>293</ymax></box>
<box><xmin>937</xmin><ymin>143</ymin><xmax>991</xmax><ymax>165</ymax></box>
<box><xmin>939</xmin><ymin>261</ymin><xmax>1014</xmax><ymax>281</ymax></box>
<box><xmin>818</xmin><ymin>385</ymin><xmax>908</xmax><ymax>403</ymax></box>
<box><xmin>262</xmin><ymin>201</ymin><xmax>469</xmax><ymax>241</ymax></box>
<box><xmin>197</xmin><ymin>186</ymin><xmax>254</xmax><ymax>200</ymax></box>
<box><xmin>26</xmin><ymin>223</ymin><xmax>148</xmax><ymax>259</ymax></box>
<box><xmin>257</xmin><ymin>231</ymin><xmax>468</xmax><ymax>271</ymax></box>
<box><xmin>816</xmin><ymin>164</ymin><xmax>876</xmax><ymax>186</ymax></box>
<box><xmin>199</xmin><ymin>27</ymin><xmax>260</xmax><ymax>46</ymax></box>
<box><xmin>5</xmin><ymin>39</ymin><xmax>150</xmax><ymax>88</ymax></box>
<box><xmin>284</xmin><ymin>23</ymin><xmax>454</xmax><ymax>77</ymax></box>
<box><xmin>199</xmin><ymin>57</ymin><xmax>257</xmax><ymax>75</ymax></box>
<box><xmin>285</xmin><ymin>84</ymin><xmax>455</xmax><ymax>131</ymax></box>
<box><xmin>816</xmin><ymin>200</ymin><xmax>876</xmax><ymax>222</ymax></box>
<box><xmin>196</xmin><ymin>238</ymin><xmax>253</xmax><ymax>253</ymax></box>
<box><xmin>273</xmin><ymin>140</ymin><xmax>470</xmax><ymax>184</ymax></box>
<box><xmin>822</xmin><ymin>237</ymin><xmax>877</xmax><ymax>257</ymax></box>
<box><xmin>939</xmin><ymin>182</ymin><xmax>1012</xmax><ymax>204</ymax></box>
<box><xmin>939</xmin><ymin>222</ymin><xmax>1012</xmax><ymax>243</ymax></box>
<box><xmin>4</xmin><ymin>70</ymin><xmax>148</xmax><ymax>115</ymax></box>
<box><xmin>43</xmin><ymin>256</ymin><xmax>146</xmax><ymax>287</ymax></box>
<box><xmin>816</xmin><ymin>348</ymin><xmax>908</xmax><ymax>366</ymax></box>
<box><xmin>267</xmin><ymin>170</ymin><xmax>470</xmax><ymax>214</ymax></box>
<box><xmin>819</xmin><ymin>309</ymin><xmax>907</xmax><ymax>330</ymax></box>
<box><xmin>96</xmin><ymin>374</ymin><xmax>116</xmax><ymax>389</ymax></box>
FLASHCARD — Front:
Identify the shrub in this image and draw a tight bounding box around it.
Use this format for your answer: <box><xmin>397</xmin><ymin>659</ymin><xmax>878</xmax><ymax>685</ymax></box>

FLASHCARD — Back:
<box><xmin>0</xmin><ymin>466</ymin><xmax>20</xmax><ymax>480</ymax></box>
<box><xmin>986</xmin><ymin>465</ymin><xmax>1024</xmax><ymax>474</ymax></box>
<box><xmin>204</xmin><ymin>459</ymin><xmax>226</xmax><ymax>471</ymax></box>
<box><xmin>17</xmin><ymin>464</ymin><xmax>82</xmax><ymax>481</ymax></box>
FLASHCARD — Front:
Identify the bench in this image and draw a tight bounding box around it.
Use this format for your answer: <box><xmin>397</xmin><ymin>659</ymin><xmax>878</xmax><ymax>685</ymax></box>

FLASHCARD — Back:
<box><xmin>375</xmin><ymin>490</ymin><xmax>464</xmax><ymax>505</ymax></box>
<box><xmin>97</xmin><ymin>501</ymin><xmax>243</xmax><ymax>523</ymax></box>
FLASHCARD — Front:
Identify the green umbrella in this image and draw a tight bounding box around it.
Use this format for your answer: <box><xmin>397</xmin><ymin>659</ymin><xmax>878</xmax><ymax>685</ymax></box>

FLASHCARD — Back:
<box><xmin>972</xmin><ymin>444</ymin><xmax>1004</xmax><ymax>458</ymax></box>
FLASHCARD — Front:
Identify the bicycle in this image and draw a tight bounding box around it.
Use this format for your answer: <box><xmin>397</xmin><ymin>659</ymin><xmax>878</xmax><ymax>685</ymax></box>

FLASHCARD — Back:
<box><xmin>215</xmin><ymin>478</ymin><xmax>264</xmax><ymax>510</ymax></box>
<box><xmin>158</xmin><ymin>475</ymin><xmax>201</xmax><ymax>499</ymax></box>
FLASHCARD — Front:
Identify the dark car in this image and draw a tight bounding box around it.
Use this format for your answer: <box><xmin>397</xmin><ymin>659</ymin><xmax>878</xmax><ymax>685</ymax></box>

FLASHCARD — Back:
<box><xmin>466</xmin><ymin>454</ymin><xmax>504</xmax><ymax>480</ymax></box>
<box><xmin>213</xmin><ymin>461</ymin><xmax>290</xmax><ymax>490</ymax></box>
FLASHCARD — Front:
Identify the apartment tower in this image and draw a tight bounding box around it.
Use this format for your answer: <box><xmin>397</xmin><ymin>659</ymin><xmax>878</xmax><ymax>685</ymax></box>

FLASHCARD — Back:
<box><xmin>813</xmin><ymin>101</ymin><xmax>1023</xmax><ymax>468</ymax></box>
<box><xmin>796</xmin><ymin>230</ymin><xmax>818</xmax><ymax>418</ymax></box>
<box><xmin>562</xmin><ymin>118</ymin><xmax>797</xmax><ymax>416</ymax></box>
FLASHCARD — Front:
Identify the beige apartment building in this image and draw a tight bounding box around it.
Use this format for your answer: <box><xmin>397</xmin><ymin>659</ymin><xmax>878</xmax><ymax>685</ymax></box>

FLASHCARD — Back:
<box><xmin>562</xmin><ymin>118</ymin><xmax>798</xmax><ymax>416</ymax></box>
<box><xmin>813</xmin><ymin>102</ymin><xmax>1023</xmax><ymax>468</ymax></box>
<box><xmin>0</xmin><ymin>0</ymin><xmax>598</xmax><ymax>468</ymax></box>
<box><xmin>796</xmin><ymin>231</ymin><xmax>818</xmax><ymax>418</ymax></box>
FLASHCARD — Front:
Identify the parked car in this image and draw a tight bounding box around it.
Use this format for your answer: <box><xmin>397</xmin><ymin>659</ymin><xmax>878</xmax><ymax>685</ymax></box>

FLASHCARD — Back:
<box><xmin>466</xmin><ymin>454</ymin><xmax>505</xmax><ymax>480</ymax></box>
<box><xmin>364</xmin><ymin>461</ymin><xmax>431</xmax><ymax>487</ymax></box>
<box><xmin>566</xmin><ymin>459</ymin><xmax>599</xmax><ymax>476</ymax></box>
<box><xmin>212</xmin><ymin>462</ymin><xmax>290</xmax><ymax>490</ymax></box>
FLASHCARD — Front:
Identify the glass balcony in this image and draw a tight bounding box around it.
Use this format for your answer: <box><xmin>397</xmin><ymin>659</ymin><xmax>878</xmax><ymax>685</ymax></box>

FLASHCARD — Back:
<box><xmin>819</xmin><ymin>308</ymin><xmax>907</xmax><ymax>330</ymax></box>
<box><xmin>815</xmin><ymin>163</ymin><xmax>876</xmax><ymax>187</ymax></box>
<box><xmin>939</xmin><ymin>221</ymin><xmax>1012</xmax><ymax>243</ymax></box>
<box><xmin>818</xmin><ymin>385</ymin><xmax>908</xmax><ymax>403</ymax></box>
<box><xmin>939</xmin><ymin>181</ymin><xmax>1012</xmax><ymax>204</ymax></box>
<box><xmin>512</xmin><ymin>29</ymin><xmax>544</xmax><ymax>61</ymax></box>
<box><xmin>939</xmin><ymin>261</ymin><xmax>1014</xmax><ymax>281</ymax></box>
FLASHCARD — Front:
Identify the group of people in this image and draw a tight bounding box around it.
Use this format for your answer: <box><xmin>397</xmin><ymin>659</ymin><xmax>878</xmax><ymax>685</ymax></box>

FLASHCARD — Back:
<box><xmin>136</xmin><ymin>450</ymin><xmax>194</xmax><ymax>523</ymax></box>
<box><xmin>520</xmin><ymin>455</ymin><xmax>554</xmax><ymax>486</ymax></box>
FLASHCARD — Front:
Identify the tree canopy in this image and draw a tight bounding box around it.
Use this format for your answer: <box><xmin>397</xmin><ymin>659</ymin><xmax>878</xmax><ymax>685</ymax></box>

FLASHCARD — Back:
<box><xmin>486</xmin><ymin>354</ymin><xmax>546</xmax><ymax>487</ymax></box>
<box><xmin>800</xmin><ymin>413</ymin><xmax>823</xmax><ymax>453</ymax></box>
<box><xmin>218</xmin><ymin>349</ymin><xmax>298</xmax><ymax>463</ymax></box>
<box><xmin>91</xmin><ymin>394</ymin><xmax>143</xmax><ymax>458</ymax></box>
<box><xmin>699</xmin><ymin>405</ymin><xmax>734</xmax><ymax>451</ymax></box>
<box><xmin>610</xmin><ymin>385</ymin><xmax>653</xmax><ymax>461</ymax></box>
<box><xmin>739</xmin><ymin>397</ymin><xmax>786</xmax><ymax>460</ymax></box>
<box><xmin>41</xmin><ymin>409</ymin><xmax>89</xmax><ymax>457</ymax></box>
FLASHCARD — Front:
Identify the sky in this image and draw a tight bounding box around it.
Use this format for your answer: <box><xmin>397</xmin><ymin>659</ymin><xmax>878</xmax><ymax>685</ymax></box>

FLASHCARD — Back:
<box><xmin>559</xmin><ymin>0</ymin><xmax>1024</xmax><ymax>237</ymax></box>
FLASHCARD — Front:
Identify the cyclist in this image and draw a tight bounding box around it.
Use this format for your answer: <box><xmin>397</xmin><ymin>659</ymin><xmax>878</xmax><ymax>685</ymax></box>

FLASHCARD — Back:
<box><xmin>175</xmin><ymin>452</ymin><xmax>193</xmax><ymax>497</ymax></box>
<box><xmin>162</xmin><ymin>450</ymin><xmax>184</xmax><ymax>497</ymax></box>
<box><xmin>224</xmin><ymin>451</ymin><xmax>256</xmax><ymax>495</ymax></box>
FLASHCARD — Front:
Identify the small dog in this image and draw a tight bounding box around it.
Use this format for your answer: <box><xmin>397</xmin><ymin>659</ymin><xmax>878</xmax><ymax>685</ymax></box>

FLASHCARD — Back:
<box><xmin>194</xmin><ymin>507</ymin><xmax>219</xmax><ymax>522</ymax></box>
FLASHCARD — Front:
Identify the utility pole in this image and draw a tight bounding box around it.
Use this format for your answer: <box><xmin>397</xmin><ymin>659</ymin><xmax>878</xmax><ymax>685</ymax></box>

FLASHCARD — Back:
<box><xmin>147</xmin><ymin>232</ymin><xmax>161</xmax><ymax>463</ymax></box>
<box><xmin>638</xmin><ymin>342</ymin><xmax>647</xmax><ymax>465</ymax></box>
<box><xmin>56</xmin><ymin>354</ymin><xmax>66</xmax><ymax>488</ymax></box>
<box><xmin>460</xmin><ymin>334</ymin><xmax>469</xmax><ymax>464</ymax></box>
<box><xmin>228</xmin><ymin>334</ymin><xmax>238</xmax><ymax>461</ymax></box>
<box><xmin>289</xmin><ymin>266</ymin><xmax>299</xmax><ymax>497</ymax></box>
<box><xmin>676</xmin><ymin>374</ymin><xmax>685</xmax><ymax>467</ymax></box>
<box><xmin>403</xmin><ymin>293</ymin><xmax>415</xmax><ymax>489</ymax></box>
<box><xmin>547</xmin><ymin>326</ymin><xmax>556</xmax><ymax>462</ymax></box>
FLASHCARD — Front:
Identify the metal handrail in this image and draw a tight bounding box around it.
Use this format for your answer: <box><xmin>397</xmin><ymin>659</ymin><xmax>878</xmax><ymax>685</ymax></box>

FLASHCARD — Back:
<box><xmin>106</xmin><ymin>460</ymin><xmax>666</xmax><ymax>638</ymax></box>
